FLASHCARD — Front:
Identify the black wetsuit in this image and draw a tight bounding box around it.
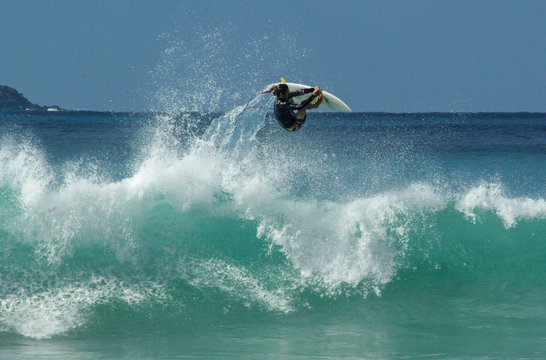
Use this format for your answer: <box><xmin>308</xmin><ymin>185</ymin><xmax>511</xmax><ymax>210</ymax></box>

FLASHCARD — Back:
<box><xmin>274</xmin><ymin>88</ymin><xmax>316</xmax><ymax>131</ymax></box>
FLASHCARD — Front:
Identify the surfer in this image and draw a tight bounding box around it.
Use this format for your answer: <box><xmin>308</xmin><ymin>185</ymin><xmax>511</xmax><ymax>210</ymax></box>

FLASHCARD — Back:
<box><xmin>271</xmin><ymin>83</ymin><xmax>323</xmax><ymax>132</ymax></box>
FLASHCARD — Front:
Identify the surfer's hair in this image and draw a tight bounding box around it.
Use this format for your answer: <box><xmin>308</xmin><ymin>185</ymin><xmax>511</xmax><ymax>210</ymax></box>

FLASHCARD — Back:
<box><xmin>272</xmin><ymin>83</ymin><xmax>289</xmax><ymax>97</ymax></box>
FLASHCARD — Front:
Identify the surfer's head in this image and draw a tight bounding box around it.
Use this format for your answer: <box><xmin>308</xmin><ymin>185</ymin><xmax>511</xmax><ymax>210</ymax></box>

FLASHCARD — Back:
<box><xmin>272</xmin><ymin>83</ymin><xmax>289</xmax><ymax>98</ymax></box>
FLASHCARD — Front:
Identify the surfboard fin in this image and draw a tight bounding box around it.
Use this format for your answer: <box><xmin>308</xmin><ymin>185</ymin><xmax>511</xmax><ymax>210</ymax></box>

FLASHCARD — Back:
<box><xmin>280</xmin><ymin>77</ymin><xmax>286</xmax><ymax>83</ymax></box>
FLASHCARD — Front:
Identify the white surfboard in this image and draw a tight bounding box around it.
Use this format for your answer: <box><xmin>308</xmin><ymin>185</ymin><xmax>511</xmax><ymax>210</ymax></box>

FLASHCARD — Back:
<box><xmin>266</xmin><ymin>82</ymin><xmax>351</xmax><ymax>112</ymax></box>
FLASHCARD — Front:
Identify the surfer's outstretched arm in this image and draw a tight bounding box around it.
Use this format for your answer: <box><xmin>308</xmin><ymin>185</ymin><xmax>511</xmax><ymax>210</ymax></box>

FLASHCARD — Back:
<box><xmin>287</xmin><ymin>88</ymin><xmax>314</xmax><ymax>99</ymax></box>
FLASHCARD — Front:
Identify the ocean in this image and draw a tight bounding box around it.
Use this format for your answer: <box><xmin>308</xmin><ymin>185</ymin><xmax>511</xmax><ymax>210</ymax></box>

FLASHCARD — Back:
<box><xmin>0</xmin><ymin>98</ymin><xmax>545</xmax><ymax>359</ymax></box>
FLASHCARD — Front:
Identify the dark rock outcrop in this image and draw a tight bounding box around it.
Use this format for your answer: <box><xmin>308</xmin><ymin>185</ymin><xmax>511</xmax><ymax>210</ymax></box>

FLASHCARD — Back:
<box><xmin>0</xmin><ymin>85</ymin><xmax>63</xmax><ymax>111</ymax></box>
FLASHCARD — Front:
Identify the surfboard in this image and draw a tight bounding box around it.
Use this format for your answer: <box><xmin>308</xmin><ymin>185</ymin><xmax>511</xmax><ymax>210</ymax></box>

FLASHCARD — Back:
<box><xmin>265</xmin><ymin>82</ymin><xmax>352</xmax><ymax>112</ymax></box>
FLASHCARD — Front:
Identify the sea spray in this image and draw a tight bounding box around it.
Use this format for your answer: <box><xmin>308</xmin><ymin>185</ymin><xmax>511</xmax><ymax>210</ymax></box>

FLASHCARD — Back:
<box><xmin>0</xmin><ymin>110</ymin><xmax>544</xmax><ymax>357</ymax></box>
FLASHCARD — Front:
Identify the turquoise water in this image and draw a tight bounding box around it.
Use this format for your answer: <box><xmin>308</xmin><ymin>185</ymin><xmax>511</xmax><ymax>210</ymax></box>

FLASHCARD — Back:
<box><xmin>0</xmin><ymin>103</ymin><xmax>545</xmax><ymax>359</ymax></box>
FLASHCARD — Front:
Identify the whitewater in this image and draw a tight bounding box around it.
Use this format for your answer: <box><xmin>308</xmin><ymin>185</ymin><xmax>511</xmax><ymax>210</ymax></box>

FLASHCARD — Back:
<box><xmin>0</xmin><ymin>103</ymin><xmax>545</xmax><ymax>358</ymax></box>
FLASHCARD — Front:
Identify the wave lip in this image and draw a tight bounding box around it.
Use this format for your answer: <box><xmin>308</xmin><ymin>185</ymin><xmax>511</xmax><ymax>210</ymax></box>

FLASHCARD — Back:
<box><xmin>456</xmin><ymin>182</ymin><xmax>546</xmax><ymax>228</ymax></box>
<box><xmin>253</xmin><ymin>184</ymin><xmax>447</xmax><ymax>294</ymax></box>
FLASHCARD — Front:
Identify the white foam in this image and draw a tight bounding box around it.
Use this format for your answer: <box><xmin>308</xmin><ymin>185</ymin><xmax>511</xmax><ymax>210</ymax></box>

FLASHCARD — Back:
<box><xmin>1</xmin><ymin>134</ymin><xmax>227</xmax><ymax>264</ymax></box>
<box><xmin>2</xmin><ymin>123</ymin><xmax>447</xmax><ymax>294</ymax></box>
<box><xmin>3</xmin><ymin>104</ymin><xmax>544</xmax><ymax>312</ymax></box>
<box><xmin>247</xmin><ymin>183</ymin><xmax>446</xmax><ymax>292</ymax></box>
<box><xmin>0</xmin><ymin>137</ymin><xmax>52</xmax><ymax>207</ymax></box>
<box><xmin>122</xmin><ymin>141</ymin><xmax>223</xmax><ymax>211</ymax></box>
<box><xmin>456</xmin><ymin>182</ymin><xmax>546</xmax><ymax>228</ymax></box>
<box><xmin>0</xmin><ymin>277</ymin><xmax>167</xmax><ymax>339</ymax></box>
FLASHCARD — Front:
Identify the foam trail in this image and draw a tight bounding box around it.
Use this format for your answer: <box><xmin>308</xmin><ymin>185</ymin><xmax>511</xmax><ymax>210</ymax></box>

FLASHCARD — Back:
<box><xmin>204</xmin><ymin>93</ymin><xmax>273</xmax><ymax>160</ymax></box>
<box><xmin>182</xmin><ymin>258</ymin><xmax>293</xmax><ymax>312</ymax></box>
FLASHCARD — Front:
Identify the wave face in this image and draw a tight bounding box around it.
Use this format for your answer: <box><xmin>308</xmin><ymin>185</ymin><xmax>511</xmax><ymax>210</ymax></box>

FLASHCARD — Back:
<box><xmin>0</xmin><ymin>109</ymin><xmax>545</xmax><ymax>358</ymax></box>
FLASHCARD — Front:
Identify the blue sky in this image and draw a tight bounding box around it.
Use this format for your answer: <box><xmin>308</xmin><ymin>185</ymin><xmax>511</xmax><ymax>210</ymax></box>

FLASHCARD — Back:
<box><xmin>1</xmin><ymin>0</ymin><xmax>545</xmax><ymax>112</ymax></box>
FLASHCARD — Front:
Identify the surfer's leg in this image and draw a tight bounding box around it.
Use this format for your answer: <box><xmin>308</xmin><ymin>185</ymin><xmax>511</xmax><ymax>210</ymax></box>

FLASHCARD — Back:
<box><xmin>288</xmin><ymin>94</ymin><xmax>321</xmax><ymax>131</ymax></box>
<box><xmin>296</xmin><ymin>109</ymin><xmax>306</xmax><ymax>120</ymax></box>
<box><xmin>287</xmin><ymin>122</ymin><xmax>303</xmax><ymax>131</ymax></box>
<box><xmin>291</xmin><ymin>111</ymin><xmax>306</xmax><ymax>131</ymax></box>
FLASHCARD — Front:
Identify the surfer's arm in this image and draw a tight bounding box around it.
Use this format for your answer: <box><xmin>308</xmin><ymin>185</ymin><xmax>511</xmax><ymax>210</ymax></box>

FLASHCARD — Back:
<box><xmin>289</xmin><ymin>94</ymin><xmax>316</xmax><ymax>110</ymax></box>
<box><xmin>288</xmin><ymin>88</ymin><xmax>314</xmax><ymax>99</ymax></box>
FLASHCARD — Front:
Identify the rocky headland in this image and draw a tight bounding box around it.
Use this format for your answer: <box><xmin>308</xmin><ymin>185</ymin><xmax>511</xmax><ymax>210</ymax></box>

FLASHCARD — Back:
<box><xmin>0</xmin><ymin>85</ymin><xmax>63</xmax><ymax>111</ymax></box>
